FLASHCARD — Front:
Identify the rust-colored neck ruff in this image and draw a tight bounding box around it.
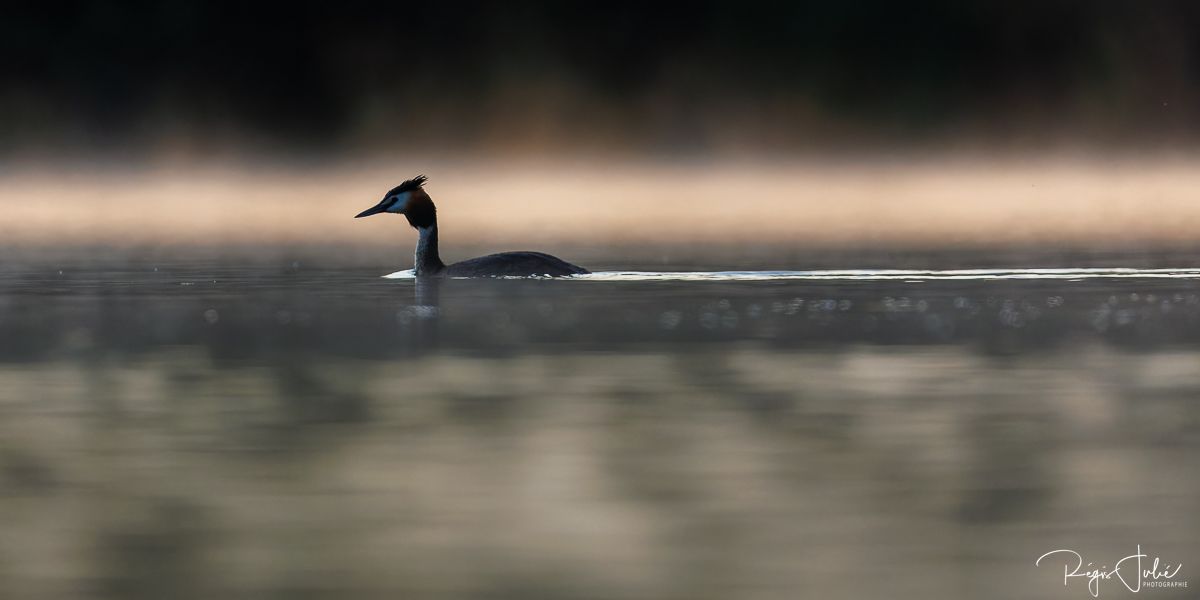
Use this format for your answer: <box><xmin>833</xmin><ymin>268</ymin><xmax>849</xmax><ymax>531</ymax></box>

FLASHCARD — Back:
<box><xmin>403</xmin><ymin>190</ymin><xmax>437</xmax><ymax>230</ymax></box>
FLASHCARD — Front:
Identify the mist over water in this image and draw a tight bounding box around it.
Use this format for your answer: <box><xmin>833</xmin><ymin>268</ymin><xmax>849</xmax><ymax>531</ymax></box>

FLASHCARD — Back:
<box><xmin>8</xmin><ymin>157</ymin><xmax>1200</xmax><ymax>254</ymax></box>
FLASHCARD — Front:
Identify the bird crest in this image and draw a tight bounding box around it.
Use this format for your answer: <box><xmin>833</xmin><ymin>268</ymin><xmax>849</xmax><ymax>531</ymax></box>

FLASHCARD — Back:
<box><xmin>387</xmin><ymin>175</ymin><xmax>428</xmax><ymax>197</ymax></box>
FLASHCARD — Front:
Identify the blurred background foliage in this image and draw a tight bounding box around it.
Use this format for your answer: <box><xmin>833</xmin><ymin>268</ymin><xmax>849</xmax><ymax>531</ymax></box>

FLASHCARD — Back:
<box><xmin>4</xmin><ymin>1</ymin><xmax>1200</xmax><ymax>159</ymax></box>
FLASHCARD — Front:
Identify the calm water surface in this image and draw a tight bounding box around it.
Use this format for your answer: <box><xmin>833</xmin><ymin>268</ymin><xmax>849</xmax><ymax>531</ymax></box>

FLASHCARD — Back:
<box><xmin>2</xmin><ymin>259</ymin><xmax>1199</xmax><ymax>599</ymax></box>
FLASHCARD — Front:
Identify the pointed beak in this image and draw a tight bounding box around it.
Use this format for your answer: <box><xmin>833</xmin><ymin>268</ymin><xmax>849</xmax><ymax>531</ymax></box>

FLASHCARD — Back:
<box><xmin>354</xmin><ymin>202</ymin><xmax>389</xmax><ymax>218</ymax></box>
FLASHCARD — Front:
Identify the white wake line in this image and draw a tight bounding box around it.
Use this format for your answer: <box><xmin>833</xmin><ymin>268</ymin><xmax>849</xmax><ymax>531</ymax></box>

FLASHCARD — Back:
<box><xmin>384</xmin><ymin>268</ymin><xmax>1200</xmax><ymax>281</ymax></box>
<box><xmin>580</xmin><ymin>269</ymin><xmax>1200</xmax><ymax>281</ymax></box>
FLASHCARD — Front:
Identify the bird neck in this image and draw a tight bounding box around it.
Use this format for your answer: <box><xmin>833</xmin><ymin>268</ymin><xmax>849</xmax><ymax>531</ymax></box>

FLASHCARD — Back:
<box><xmin>413</xmin><ymin>223</ymin><xmax>445</xmax><ymax>276</ymax></box>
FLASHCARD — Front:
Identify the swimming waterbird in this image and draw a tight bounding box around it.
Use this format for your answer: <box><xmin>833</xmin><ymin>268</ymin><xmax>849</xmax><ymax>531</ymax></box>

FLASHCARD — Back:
<box><xmin>355</xmin><ymin>176</ymin><xmax>589</xmax><ymax>277</ymax></box>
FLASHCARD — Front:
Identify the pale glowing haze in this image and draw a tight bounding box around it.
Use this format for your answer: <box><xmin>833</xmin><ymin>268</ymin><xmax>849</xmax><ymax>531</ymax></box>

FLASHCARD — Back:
<box><xmin>5</xmin><ymin>156</ymin><xmax>1200</xmax><ymax>251</ymax></box>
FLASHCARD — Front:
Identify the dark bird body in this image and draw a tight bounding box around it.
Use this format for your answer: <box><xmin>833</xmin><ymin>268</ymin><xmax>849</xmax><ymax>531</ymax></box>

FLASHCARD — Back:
<box><xmin>440</xmin><ymin>251</ymin><xmax>587</xmax><ymax>277</ymax></box>
<box><xmin>355</xmin><ymin>176</ymin><xmax>589</xmax><ymax>278</ymax></box>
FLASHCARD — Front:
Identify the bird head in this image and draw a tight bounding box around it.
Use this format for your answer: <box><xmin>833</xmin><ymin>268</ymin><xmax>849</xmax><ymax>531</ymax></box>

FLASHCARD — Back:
<box><xmin>354</xmin><ymin>175</ymin><xmax>436</xmax><ymax>229</ymax></box>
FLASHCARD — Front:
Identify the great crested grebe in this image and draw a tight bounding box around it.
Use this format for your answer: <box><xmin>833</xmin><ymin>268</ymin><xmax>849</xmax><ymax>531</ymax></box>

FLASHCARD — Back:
<box><xmin>354</xmin><ymin>175</ymin><xmax>589</xmax><ymax>277</ymax></box>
